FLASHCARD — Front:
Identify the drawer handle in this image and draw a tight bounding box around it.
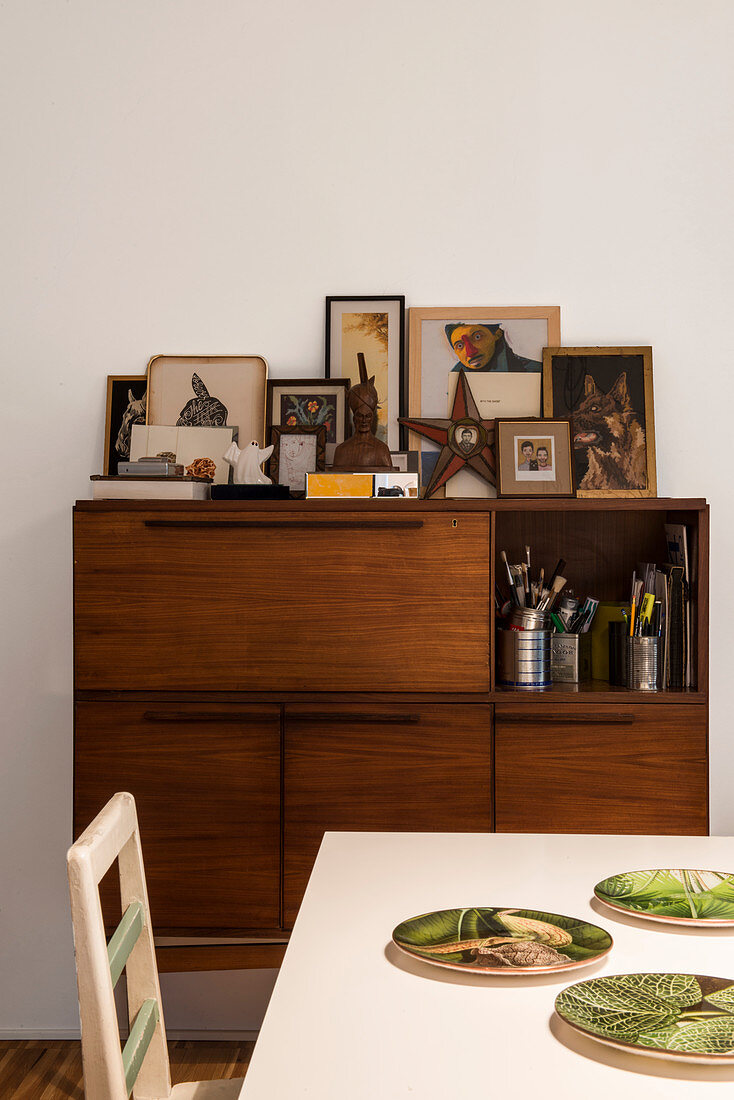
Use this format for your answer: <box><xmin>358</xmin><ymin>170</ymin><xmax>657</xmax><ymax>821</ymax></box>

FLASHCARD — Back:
<box><xmin>142</xmin><ymin>711</ymin><xmax>277</xmax><ymax>723</ymax></box>
<box><xmin>287</xmin><ymin>712</ymin><xmax>421</xmax><ymax>725</ymax></box>
<box><xmin>143</xmin><ymin>520</ymin><xmax>425</xmax><ymax>530</ymax></box>
<box><xmin>498</xmin><ymin>712</ymin><xmax>633</xmax><ymax>725</ymax></box>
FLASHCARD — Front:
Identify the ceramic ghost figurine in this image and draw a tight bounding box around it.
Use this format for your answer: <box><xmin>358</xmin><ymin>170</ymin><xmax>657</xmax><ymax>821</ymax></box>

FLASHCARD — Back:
<box><xmin>223</xmin><ymin>439</ymin><xmax>275</xmax><ymax>485</ymax></box>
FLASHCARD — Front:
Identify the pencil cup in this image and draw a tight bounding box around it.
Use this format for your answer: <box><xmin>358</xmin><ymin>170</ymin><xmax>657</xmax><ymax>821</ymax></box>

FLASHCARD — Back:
<box><xmin>551</xmin><ymin>632</ymin><xmax>592</xmax><ymax>683</ymax></box>
<box><xmin>497</xmin><ymin>629</ymin><xmax>551</xmax><ymax>689</ymax></box>
<box><xmin>507</xmin><ymin>607</ymin><xmax>551</xmax><ymax>632</ymax></box>
<box><xmin>608</xmin><ymin>621</ymin><xmax>629</xmax><ymax>687</ymax></box>
<box><xmin>628</xmin><ymin>636</ymin><xmax>660</xmax><ymax>691</ymax></box>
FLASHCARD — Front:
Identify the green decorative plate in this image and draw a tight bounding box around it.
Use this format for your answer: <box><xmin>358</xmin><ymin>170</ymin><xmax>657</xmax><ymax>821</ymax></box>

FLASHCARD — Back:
<box><xmin>594</xmin><ymin>869</ymin><xmax>734</xmax><ymax>927</ymax></box>
<box><xmin>392</xmin><ymin>906</ymin><xmax>613</xmax><ymax>974</ymax></box>
<box><xmin>555</xmin><ymin>973</ymin><xmax>734</xmax><ymax>1063</ymax></box>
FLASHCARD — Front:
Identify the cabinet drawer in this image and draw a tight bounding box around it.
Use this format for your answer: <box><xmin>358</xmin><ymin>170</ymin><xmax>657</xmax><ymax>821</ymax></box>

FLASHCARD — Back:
<box><xmin>74</xmin><ymin>702</ymin><xmax>281</xmax><ymax>934</ymax></box>
<box><xmin>494</xmin><ymin>703</ymin><xmax>708</xmax><ymax>834</ymax></box>
<box><xmin>74</xmin><ymin>509</ymin><xmax>490</xmax><ymax>692</ymax></box>
<box><xmin>283</xmin><ymin>703</ymin><xmax>492</xmax><ymax>925</ymax></box>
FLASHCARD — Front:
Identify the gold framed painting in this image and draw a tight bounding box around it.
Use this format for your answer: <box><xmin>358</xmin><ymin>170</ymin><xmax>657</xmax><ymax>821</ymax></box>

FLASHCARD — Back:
<box><xmin>496</xmin><ymin>418</ymin><xmax>575</xmax><ymax>498</ymax></box>
<box><xmin>146</xmin><ymin>355</ymin><xmax>268</xmax><ymax>446</ymax></box>
<box><xmin>542</xmin><ymin>346</ymin><xmax>656</xmax><ymax>498</ymax></box>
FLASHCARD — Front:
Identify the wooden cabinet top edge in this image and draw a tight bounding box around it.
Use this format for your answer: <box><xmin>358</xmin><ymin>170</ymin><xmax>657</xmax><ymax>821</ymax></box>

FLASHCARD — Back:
<box><xmin>75</xmin><ymin>689</ymin><xmax>708</xmax><ymax>704</ymax></box>
<box><xmin>73</xmin><ymin>496</ymin><xmax>709</xmax><ymax>514</ymax></box>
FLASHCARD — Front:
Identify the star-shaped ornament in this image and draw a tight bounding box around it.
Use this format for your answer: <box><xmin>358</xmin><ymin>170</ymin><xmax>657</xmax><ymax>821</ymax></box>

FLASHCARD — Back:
<box><xmin>399</xmin><ymin>371</ymin><xmax>496</xmax><ymax>498</ymax></box>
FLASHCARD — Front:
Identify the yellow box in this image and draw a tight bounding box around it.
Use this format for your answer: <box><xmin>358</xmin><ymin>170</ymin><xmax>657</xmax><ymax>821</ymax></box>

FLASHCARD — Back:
<box><xmin>306</xmin><ymin>472</ymin><xmax>375</xmax><ymax>498</ymax></box>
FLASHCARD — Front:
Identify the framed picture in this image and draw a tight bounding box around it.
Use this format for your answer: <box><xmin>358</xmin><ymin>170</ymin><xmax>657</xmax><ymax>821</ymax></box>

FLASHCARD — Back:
<box><xmin>269</xmin><ymin>424</ymin><xmax>326</xmax><ymax>496</ymax></box>
<box><xmin>146</xmin><ymin>355</ymin><xmax>268</xmax><ymax>445</ymax></box>
<box><xmin>266</xmin><ymin>378</ymin><xmax>350</xmax><ymax>466</ymax></box>
<box><xmin>542</xmin><ymin>346</ymin><xmax>657</xmax><ymax>498</ymax></box>
<box><xmin>496</xmin><ymin>418</ymin><xmax>575</xmax><ymax>498</ymax></box>
<box><xmin>325</xmin><ymin>296</ymin><xmax>406</xmax><ymax>450</ymax></box>
<box><xmin>408</xmin><ymin>307</ymin><xmax>560</xmax><ymax>498</ymax></box>
<box><xmin>103</xmin><ymin>375</ymin><xmax>147</xmax><ymax>474</ymax></box>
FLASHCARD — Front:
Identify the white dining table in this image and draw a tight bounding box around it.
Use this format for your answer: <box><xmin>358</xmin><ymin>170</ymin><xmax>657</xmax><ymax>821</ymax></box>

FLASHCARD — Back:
<box><xmin>239</xmin><ymin>831</ymin><xmax>734</xmax><ymax>1098</ymax></box>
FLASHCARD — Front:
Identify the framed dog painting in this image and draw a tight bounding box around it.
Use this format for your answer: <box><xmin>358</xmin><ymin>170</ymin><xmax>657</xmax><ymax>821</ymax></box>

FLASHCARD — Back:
<box><xmin>542</xmin><ymin>347</ymin><xmax>657</xmax><ymax>498</ymax></box>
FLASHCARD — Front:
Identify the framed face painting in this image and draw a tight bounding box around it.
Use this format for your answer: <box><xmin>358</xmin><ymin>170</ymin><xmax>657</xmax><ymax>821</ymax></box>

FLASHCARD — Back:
<box><xmin>266</xmin><ymin>378</ymin><xmax>350</xmax><ymax>466</ymax></box>
<box><xmin>325</xmin><ymin>296</ymin><xmax>406</xmax><ymax>450</ymax></box>
<box><xmin>104</xmin><ymin>375</ymin><xmax>147</xmax><ymax>474</ymax></box>
<box><xmin>268</xmin><ymin>424</ymin><xmax>326</xmax><ymax>496</ymax></box>
<box><xmin>146</xmin><ymin>355</ymin><xmax>268</xmax><ymax>445</ymax></box>
<box><xmin>496</xmin><ymin>418</ymin><xmax>575</xmax><ymax>498</ymax></box>
<box><xmin>408</xmin><ymin>306</ymin><xmax>560</xmax><ymax>497</ymax></box>
<box><xmin>542</xmin><ymin>346</ymin><xmax>657</xmax><ymax>498</ymax></box>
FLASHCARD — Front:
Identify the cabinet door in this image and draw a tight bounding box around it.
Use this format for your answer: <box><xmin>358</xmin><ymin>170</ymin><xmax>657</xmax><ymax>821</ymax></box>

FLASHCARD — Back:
<box><xmin>74</xmin><ymin>702</ymin><xmax>281</xmax><ymax>933</ymax></box>
<box><xmin>494</xmin><ymin>703</ymin><xmax>708</xmax><ymax>834</ymax></box>
<box><xmin>283</xmin><ymin>704</ymin><xmax>492</xmax><ymax>925</ymax></box>
<box><xmin>74</xmin><ymin>509</ymin><xmax>490</xmax><ymax>692</ymax></box>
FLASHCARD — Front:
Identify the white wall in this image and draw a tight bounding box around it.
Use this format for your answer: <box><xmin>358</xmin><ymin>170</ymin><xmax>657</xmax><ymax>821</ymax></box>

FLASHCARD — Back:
<box><xmin>1</xmin><ymin>0</ymin><xmax>732</xmax><ymax>1035</ymax></box>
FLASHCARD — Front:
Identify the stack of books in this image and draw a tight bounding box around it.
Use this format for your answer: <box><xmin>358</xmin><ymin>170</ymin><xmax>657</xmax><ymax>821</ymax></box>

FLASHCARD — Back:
<box><xmin>90</xmin><ymin>457</ymin><xmax>211</xmax><ymax>500</ymax></box>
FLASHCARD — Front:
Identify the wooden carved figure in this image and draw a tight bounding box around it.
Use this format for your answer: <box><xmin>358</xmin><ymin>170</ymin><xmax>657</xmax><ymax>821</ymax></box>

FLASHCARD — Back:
<box><xmin>332</xmin><ymin>353</ymin><xmax>395</xmax><ymax>470</ymax></box>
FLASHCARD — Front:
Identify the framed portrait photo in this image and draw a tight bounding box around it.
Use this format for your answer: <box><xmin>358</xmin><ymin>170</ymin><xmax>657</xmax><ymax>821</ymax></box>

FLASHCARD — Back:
<box><xmin>408</xmin><ymin>306</ymin><xmax>560</xmax><ymax>498</ymax></box>
<box><xmin>266</xmin><ymin>378</ymin><xmax>350</xmax><ymax>466</ymax></box>
<box><xmin>542</xmin><ymin>346</ymin><xmax>656</xmax><ymax>498</ymax></box>
<box><xmin>104</xmin><ymin>375</ymin><xmax>147</xmax><ymax>474</ymax></box>
<box><xmin>496</xmin><ymin>418</ymin><xmax>575</xmax><ymax>498</ymax></box>
<box><xmin>146</xmin><ymin>354</ymin><xmax>268</xmax><ymax>445</ymax></box>
<box><xmin>269</xmin><ymin>424</ymin><xmax>326</xmax><ymax>496</ymax></box>
<box><xmin>325</xmin><ymin>296</ymin><xmax>406</xmax><ymax>451</ymax></box>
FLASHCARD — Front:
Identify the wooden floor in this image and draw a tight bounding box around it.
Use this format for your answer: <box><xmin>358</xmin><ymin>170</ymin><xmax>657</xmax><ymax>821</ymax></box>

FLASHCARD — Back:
<box><xmin>0</xmin><ymin>1039</ymin><xmax>254</xmax><ymax>1098</ymax></box>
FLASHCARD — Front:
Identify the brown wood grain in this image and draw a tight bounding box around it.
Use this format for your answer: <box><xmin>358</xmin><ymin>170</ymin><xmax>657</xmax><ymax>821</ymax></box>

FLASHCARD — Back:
<box><xmin>155</xmin><ymin>942</ymin><xmax>286</xmax><ymax>972</ymax></box>
<box><xmin>497</xmin><ymin>508</ymin><xmax>675</xmax><ymax>603</ymax></box>
<box><xmin>74</xmin><ymin>510</ymin><xmax>490</xmax><ymax>692</ymax></box>
<box><xmin>74</xmin><ymin>702</ymin><xmax>281</xmax><ymax>933</ymax></box>
<box><xmin>0</xmin><ymin>1041</ymin><xmax>253</xmax><ymax>1099</ymax></box>
<box><xmin>494</xmin><ymin>702</ymin><xmax>708</xmax><ymax>834</ymax></box>
<box><xmin>283</xmin><ymin>703</ymin><xmax>493</xmax><ymax>925</ymax></box>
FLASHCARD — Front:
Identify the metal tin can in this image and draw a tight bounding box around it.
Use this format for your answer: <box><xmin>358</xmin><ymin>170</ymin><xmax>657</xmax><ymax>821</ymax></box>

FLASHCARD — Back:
<box><xmin>551</xmin><ymin>632</ymin><xmax>592</xmax><ymax>683</ymax></box>
<box><xmin>497</xmin><ymin>629</ymin><xmax>551</xmax><ymax>689</ymax></box>
<box><xmin>507</xmin><ymin>607</ymin><xmax>551</xmax><ymax>632</ymax></box>
<box><xmin>628</xmin><ymin>637</ymin><xmax>659</xmax><ymax>691</ymax></box>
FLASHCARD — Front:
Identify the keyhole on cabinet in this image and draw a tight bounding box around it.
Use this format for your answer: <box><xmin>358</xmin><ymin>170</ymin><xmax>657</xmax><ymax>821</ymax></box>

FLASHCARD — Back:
<box><xmin>452</xmin><ymin>519</ymin><xmax>458</xmax><ymax>528</ymax></box>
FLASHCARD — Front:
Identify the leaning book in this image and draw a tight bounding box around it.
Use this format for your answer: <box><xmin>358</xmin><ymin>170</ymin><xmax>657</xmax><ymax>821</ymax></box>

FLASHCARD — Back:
<box><xmin>90</xmin><ymin>476</ymin><xmax>211</xmax><ymax>500</ymax></box>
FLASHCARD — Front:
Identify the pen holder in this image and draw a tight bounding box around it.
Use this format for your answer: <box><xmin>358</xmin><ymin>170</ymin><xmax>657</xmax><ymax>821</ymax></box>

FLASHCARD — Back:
<box><xmin>551</xmin><ymin>632</ymin><xmax>592</xmax><ymax>683</ymax></box>
<box><xmin>608</xmin><ymin>625</ymin><xmax>660</xmax><ymax>690</ymax></box>
<box><xmin>608</xmin><ymin>621</ymin><xmax>629</xmax><ymax>687</ymax></box>
<box><xmin>628</xmin><ymin>636</ymin><xmax>660</xmax><ymax>691</ymax></box>
<box><xmin>497</xmin><ymin>628</ymin><xmax>551</xmax><ymax>689</ymax></box>
<box><xmin>506</xmin><ymin>607</ymin><xmax>551</xmax><ymax>631</ymax></box>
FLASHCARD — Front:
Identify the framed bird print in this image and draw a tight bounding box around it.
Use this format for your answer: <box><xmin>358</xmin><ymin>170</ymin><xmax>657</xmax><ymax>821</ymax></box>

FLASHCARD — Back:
<box><xmin>146</xmin><ymin>355</ymin><xmax>268</xmax><ymax>446</ymax></box>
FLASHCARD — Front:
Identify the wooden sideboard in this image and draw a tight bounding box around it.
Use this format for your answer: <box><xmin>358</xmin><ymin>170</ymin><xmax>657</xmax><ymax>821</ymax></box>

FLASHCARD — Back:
<box><xmin>73</xmin><ymin>497</ymin><xmax>709</xmax><ymax>970</ymax></box>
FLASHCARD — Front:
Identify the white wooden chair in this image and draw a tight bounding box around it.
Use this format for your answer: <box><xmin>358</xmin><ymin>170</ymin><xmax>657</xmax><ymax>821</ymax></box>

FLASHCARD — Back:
<box><xmin>67</xmin><ymin>792</ymin><xmax>244</xmax><ymax>1099</ymax></box>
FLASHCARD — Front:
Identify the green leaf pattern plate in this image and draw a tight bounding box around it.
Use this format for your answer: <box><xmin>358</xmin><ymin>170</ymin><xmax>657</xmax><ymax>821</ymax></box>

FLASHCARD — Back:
<box><xmin>555</xmin><ymin>973</ymin><xmax>734</xmax><ymax>1062</ymax></box>
<box><xmin>392</xmin><ymin>906</ymin><xmax>613</xmax><ymax>974</ymax></box>
<box><xmin>594</xmin><ymin>869</ymin><xmax>734</xmax><ymax>926</ymax></box>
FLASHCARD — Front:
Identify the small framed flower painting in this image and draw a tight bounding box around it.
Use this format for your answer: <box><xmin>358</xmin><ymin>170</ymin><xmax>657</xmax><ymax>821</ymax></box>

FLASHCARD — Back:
<box><xmin>266</xmin><ymin>378</ymin><xmax>350</xmax><ymax>467</ymax></box>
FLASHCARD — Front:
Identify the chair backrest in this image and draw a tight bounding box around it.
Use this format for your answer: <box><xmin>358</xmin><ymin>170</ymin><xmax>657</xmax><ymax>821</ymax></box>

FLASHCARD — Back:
<box><xmin>67</xmin><ymin>792</ymin><xmax>171</xmax><ymax>1100</ymax></box>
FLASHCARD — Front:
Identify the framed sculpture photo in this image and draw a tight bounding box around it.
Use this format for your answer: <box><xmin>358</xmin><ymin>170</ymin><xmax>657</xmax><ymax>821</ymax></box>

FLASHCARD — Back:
<box><xmin>325</xmin><ymin>296</ymin><xmax>406</xmax><ymax>451</ymax></box>
<box><xmin>104</xmin><ymin>375</ymin><xmax>147</xmax><ymax>474</ymax></box>
<box><xmin>146</xmin><ymin>355</ymin><xmax>268</xmax><ymax>445</ymax></box>
<box><xmin>408</xmin><ymin>306</ymin><xmax>560</xmax><ymax>498</ymax></box>
<box><xmin>266</xmin><ymin>378</ymin><xmax>350</xmax><ymax>466</ymax></box>
<box><xmin>542</xmin><ymin>346</ymin><xmax>656</xmax><ymax>498</ymax></box>
<box><xmin>496</xmin><ymin>418</ymin><xmax>575</xmax><ymax>498</ymax></box>
<box><xmin>269</xmin><ymin>424</ymin><xmax>326</xmax><ymax>496</ymax></box>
